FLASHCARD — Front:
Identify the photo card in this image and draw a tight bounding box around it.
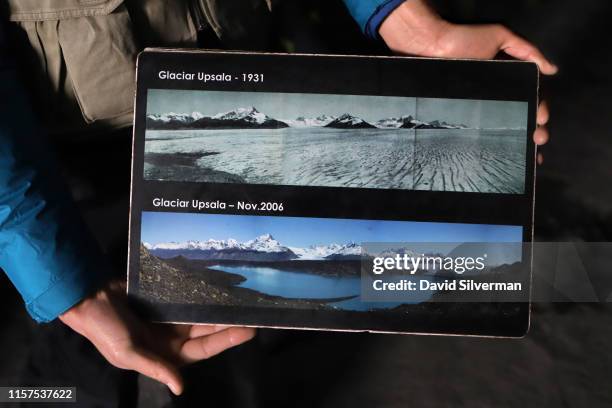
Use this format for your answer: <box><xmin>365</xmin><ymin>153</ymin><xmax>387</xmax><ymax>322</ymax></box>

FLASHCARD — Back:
<box><xmin>128</xmin><ymin>49</ymin><xmax>539</xmax><ymax>336</ymax></box>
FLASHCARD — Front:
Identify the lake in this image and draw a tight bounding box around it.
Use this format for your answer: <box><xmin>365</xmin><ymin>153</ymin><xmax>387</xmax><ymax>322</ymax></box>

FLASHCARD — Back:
<box><xmin>208</xmin><ymin>264</ymin><xmax>433</xmax><ymax>311</ymax></box>
<box><xmin>145</xmin><ymin>127</ymin><xmax>525</xmax><ymax>193</ymax></box>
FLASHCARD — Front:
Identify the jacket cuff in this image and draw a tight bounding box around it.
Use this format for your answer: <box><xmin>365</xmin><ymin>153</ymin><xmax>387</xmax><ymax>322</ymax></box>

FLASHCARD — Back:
<box><xmin>365</xmin><ymin>0</ymin><xmax>406</xmax><ymax>40</ymax></box>
<box><xmin>26</xmin><ymin>265</ymin><xmax>104</xmax><ymax>323</ymax></box>
<box><xmin>0</xmin><ymin>220</ymin><xmax>109</xmax><ymax>323</ymax></box>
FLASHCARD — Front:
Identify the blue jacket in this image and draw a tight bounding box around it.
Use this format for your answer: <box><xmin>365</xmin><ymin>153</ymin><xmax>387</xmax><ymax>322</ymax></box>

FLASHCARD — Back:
<box><xmin>0</xmin><ymin>0</ymin><xmax>403</xmax><ymax>323</ymax></box>
<box><xmin>0</xmin><ymin>28</ymin><xmax>105</xmax><ymax>322</ymax></box>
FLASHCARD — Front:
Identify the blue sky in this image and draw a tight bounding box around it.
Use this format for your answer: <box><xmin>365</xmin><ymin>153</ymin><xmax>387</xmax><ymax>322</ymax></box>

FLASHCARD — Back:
<box><xmin>141</xmin><ymin>212</ymin><xmax>522</xmax><ymax>248</ymax></box>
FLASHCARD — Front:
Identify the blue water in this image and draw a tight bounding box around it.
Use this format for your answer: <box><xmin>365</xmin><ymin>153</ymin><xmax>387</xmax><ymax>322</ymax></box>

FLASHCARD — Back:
<box><xmin>208</xmin><ymin>264</ymin><xmax>432</xmax><ymax>311</ymax></box>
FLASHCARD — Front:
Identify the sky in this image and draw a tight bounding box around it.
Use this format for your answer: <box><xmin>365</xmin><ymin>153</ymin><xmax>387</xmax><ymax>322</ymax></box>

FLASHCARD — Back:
<box><xmin>148</xmin><ymin>89</ymin><xmax>416</xmax><ymax>123</ymax></box>
<box><xmin>147</xmin><ymin>89</ymin><xmax>527</xmax><ymax>129</ymax></box>
<box><xmin>141</xmin><ymin>212</ymin><xmax>523</xmax><ymax>250</ymax></box>
<box><xmin>417</xmin><ymin>98</ymin><xmax>527</xmax><ymax>129</ymax></box>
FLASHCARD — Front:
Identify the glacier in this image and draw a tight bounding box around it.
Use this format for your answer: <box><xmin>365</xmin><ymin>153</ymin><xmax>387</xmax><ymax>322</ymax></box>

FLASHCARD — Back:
<box><xmin>144</xmin><ymin>127</ymin><xmax>526</xmax><ymax>193</ymax></box>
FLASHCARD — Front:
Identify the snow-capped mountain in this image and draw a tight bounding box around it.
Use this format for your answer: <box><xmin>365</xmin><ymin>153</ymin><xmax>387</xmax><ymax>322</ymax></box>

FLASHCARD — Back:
<box><xmin>314</xmin><ymin>114</ymin><xmax>336</xmax><ymax>125</ymax></box>
<box><xmin>375</xmin><ymin>117</ymin><xmax>405</xmax><ymax>129</ymax></box>
<box><xmin>375</xmin><ymin>115</ymin><xmax>468</xmax><ymax>129</ymax></box>
<box><xmin>144</xmin><ymin>238</ymin><xmax>242</xmax><ymax>251</ymax></box>
<box><xmin>289</xmin><ymin>242</ymin><xmax>361</xmax><ymax>260</ymax></box>
<box><xmin>145</xmin><ymin>234</ymin><xmax>289</xmax><ymax>253</ymax></box>
<box><xmin>242</xmin><ymin>233</ymin><xmax>288</xmax><ymax>253</ymax></box>
<box><xmin>423</xmin><ymin>120</ymin><xmax>468</xmax><ymax>129</ymax></box>
<box><xmin>324</xmin><ymin>242</ymin><xmax>362</xmax><ymax>260</ymax></box>
<box><xmin>375</xmin><ymin>115</ymin><xmax>418</xmax><ymax>129</ymax></box>
<box><xmin>146</xmin><ymin>112</ymin><xmax>205</xmax><ymax>125</ymax></box>
<box><xmin>146</xmin><ymin>234</ymin><xmax>297</xmax><ymax>261</ymax></box>
<box><xmin>210</xmin><ymin>107</ymin><xmax>268</xmax><ymax>123</ymax></box>
<box><xmin>145</xmin><ymin>235</ymin><xmax>363</xmax><ymax>261</ymax></box>
<box><xmin>325</xmin><ymin>114</ymin><xmax>376</xmax><ymax>129</ymax></box>
<box><xmin>188</xmin><ymin>106</ymin><xmax>290</xmax><ymax>129</ymax></box>
<box><xmin>283</xmin><ymin>115</ymin><xmax>336</xmax><ymax>127</ymax></box>
<box><xmin>146</xmin><ymin>107</ymin><xmax>288</xmax><ymax>130</ymax></box>
<box><xmin>147</xmin><ymin>106</ymin><xmax>474</xmax><ymax>131</ymax></box>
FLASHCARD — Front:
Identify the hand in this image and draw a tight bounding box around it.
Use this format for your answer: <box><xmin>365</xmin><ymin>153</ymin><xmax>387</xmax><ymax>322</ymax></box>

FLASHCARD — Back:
<box><xmin>59</xmin><ymin>281</ymin><xmax>256</xmax><ymax>395</ymax></box>
<box><xmin>379</xmin><ymin>0</ymin><xmax>555</xmax><ymax>163</ymax></box>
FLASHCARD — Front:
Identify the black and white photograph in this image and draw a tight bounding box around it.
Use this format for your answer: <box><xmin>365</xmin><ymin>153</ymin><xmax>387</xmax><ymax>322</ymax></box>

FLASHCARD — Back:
<box><xmin>144</xmin><ymin>89</ymin><xmax>528</xmax><ymax>193</ymax></box>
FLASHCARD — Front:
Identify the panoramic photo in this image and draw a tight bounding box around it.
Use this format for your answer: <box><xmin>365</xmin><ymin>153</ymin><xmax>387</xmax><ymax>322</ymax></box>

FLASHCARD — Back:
<box><xmin>144</xmin><ymin>89</ymin><xmax>528</xmax><ymax>193</ymax></box>
<box><xmin>138</xmin><ymin>212</ymin><xmax>524</xmax><ymax>311</ymax></box>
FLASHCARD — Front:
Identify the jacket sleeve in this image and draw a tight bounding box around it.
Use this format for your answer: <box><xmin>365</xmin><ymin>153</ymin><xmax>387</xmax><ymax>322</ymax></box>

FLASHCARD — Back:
<box><xmin>0</xmin><ymin>24</ymin><xmax>107</xmax><ymax>323</ymax></box>
<box><xmin>343</xmin><ymin>0</ymin><xmax>406</xmax><ymax>39</ymax></box>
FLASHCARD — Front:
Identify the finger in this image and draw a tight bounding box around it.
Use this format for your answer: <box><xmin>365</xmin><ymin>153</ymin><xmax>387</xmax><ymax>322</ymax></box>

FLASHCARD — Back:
<box><xmin>189</xmin><ymin>324</ymin><xmax>232</xmax><ymax>339</ymax></box>
<box><xmin>181</xmin><ymin>327</ymin><xmax>256</xmax><ymax>364</ymax></box>
<box><xmin>537</xmin><ymin>100</ymin><xmax>550</xmax><ymax>126</ymax></box>
<box><xmin>498</xmin><ymin>28</ymin><xmax>558</xmax><ymax>75</ymax></box>
<box><xmin>537</xmin><ymin>152</ymin><xmax>544</xmax><ymax>165</ymax></box>
<box><xmin>108</xmin><ymin>280</ymin><xmax>127</xmax><ymax>292</ymax></box>
<box><xmin>124</xmin><ymin>346</ymin><xmax>184</xmax><ymax>395</ymax></box>
<box><xmin>533</xmin><ymin>126</ymin><xmax>549</xmax><ymax>146</ymax></box>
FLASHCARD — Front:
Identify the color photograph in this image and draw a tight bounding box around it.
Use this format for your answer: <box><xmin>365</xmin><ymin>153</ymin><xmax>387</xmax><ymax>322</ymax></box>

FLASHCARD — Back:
<box><xmin>139</xmin><ymin>212</ymin><xmax>523</xmax><ymax>311</ymax></box>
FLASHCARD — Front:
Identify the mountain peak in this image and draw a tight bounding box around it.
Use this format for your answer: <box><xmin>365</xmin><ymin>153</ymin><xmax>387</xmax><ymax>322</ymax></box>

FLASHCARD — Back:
<box><xmin>238</xmin><ymin>106</ymin><xmax>259</xmax><ymax>114</ymax></box>
<box><xmin>283</xmin><ymin>115</ymin><xmax>336</xmax><ymax>127</ymax></box>
<box><xmin>212</xmin><ymin>106</ymin><xmax>261</xmax><ymax>120</ymax></box>
<box><xmin>326</xmin><ymin>114</ymin><xmax>375</xmax><ymax>129</ymax></box>
<box><xmin>256</xmin><ymin>233</ymin><xmax>274</xmax><ymax>241</ymax></box>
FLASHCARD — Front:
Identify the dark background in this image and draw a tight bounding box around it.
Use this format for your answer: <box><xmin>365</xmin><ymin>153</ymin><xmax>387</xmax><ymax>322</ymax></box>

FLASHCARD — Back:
<box><xmin>1</xmin><ymin>0</ymin><xmax>612</xmax><ymax>406</ymax></box>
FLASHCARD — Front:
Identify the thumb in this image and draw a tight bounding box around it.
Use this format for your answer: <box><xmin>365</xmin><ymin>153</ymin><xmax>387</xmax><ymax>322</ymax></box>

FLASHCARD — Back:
<box><xmin>497</xmin><ymin>27</ymin><xmax>558</xmax><ymax>75</ymax></box>
<box><xmin>124</xmin><ymin>346</ymin><xmax>184</xmax><ymax>395</ymax></box>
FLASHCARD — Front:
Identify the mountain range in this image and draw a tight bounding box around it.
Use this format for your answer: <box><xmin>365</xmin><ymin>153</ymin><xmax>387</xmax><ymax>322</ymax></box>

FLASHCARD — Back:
<box><xmin>147</xmin><ymin>107</ymin><xmax>288</xmax><ymax>130</ymax></box>
<box><xmin>143</xmin><ymin>234</ymin><xmax>362</xmax><ymax>261</ymax></box>
<box><xmin>375</xmin><ymin>115</ymin><xmax>468</xmax><ymax>129</ymax></box>
<box><xmin>324</xmin><ymin>113</ymin><xmax>377</xmax><ymax>129</ymax></box>
<box><xmin>143</xmin><ymin>235</ymin><xmax>520</xmax><ymax>271</ymax></box>
<box><xmin>146</xmin><ymin>107</ymin><xmax>471</xmax><ymax>130</ymax></box>
<box><xmin>282</xmin><ymin>115</ymin><xmax>336</xmax><ymax>127</ymax></box>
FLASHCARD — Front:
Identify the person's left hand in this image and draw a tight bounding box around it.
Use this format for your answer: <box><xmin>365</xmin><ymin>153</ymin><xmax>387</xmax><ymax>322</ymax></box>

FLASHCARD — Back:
<box><xmin>379</xmin><ymin>0</ymin><xmax>555</xmax><ymax>164</ymax></box>
<box><xmin>60</xmin><ymin>280</ymin><xmax>256</xmax><ymax>395</ymax></box>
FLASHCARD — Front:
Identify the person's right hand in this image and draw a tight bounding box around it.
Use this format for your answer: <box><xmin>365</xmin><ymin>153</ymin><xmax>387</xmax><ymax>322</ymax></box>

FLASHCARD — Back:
<box><xmin>60</xmin><ymin>281</ymin><xmax>255</xmax><ymax>395</ymax></box>
<box><xmin>379</xmin><ymin>0</ymin><xmax>556</xmax><ymax>163</ymax></box>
